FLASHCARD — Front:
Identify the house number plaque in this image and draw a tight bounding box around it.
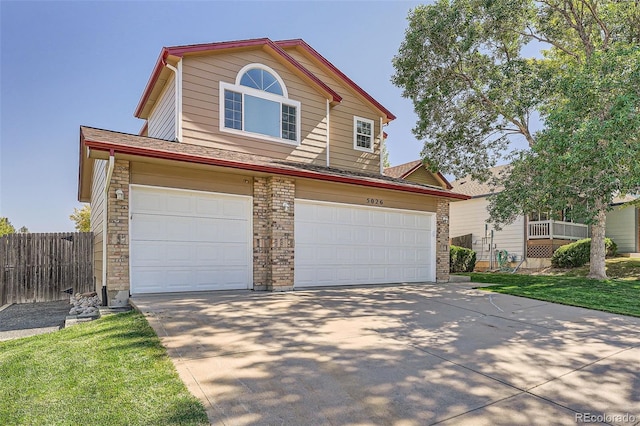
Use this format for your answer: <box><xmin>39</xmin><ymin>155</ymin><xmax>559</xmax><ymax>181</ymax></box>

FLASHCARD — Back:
<box><xmin>366</xmin><ymin>198</ymin><xmax>384</xmax><ymax>205</ymax></box>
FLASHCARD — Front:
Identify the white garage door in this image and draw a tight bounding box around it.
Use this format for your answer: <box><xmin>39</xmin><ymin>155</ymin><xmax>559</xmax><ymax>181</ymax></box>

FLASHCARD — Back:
<box><xmin>130</xmin><ymin>186</ymin><xmax>252</xmax><ymax>294</ymax></box>
<box><xmin>295</xmin><ymin>200</ymin><xmax>435</xmax><ymax>287</ymax></box>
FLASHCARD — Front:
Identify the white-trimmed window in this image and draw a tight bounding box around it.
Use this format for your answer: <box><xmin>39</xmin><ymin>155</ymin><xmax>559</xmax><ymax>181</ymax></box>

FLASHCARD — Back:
<box><xmin>353</xmin><ymin>116</ymin><xmax>374</xmax><ymax>153</ymax></box>
<box><xmin>220</xmin><ymin>64</ymin><xmax>301</xmax><ymax>145</ymax></box>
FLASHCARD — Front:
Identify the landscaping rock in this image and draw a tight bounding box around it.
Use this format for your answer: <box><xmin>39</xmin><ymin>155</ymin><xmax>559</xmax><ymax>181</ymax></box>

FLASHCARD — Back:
<box><xmin>69</xmin><ymin>293</ymin><xmax>101</xmax><ymax>317</ymax></box>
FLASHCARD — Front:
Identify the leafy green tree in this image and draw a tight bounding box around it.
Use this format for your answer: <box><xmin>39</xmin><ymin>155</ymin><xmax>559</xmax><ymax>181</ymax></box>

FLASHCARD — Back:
<box><xmin>489</xmin><ymin>46</ymin><xmax>640</xmax><ymax>278</ymax></box>
<box><xmin>70</xmin><ymin>205</ymin><xmax>91</xmax><ymax>232</ymax></box>
<box><xmin>0</xmin><ymin>217</ymin><xmax>16</xmax><ymax>237</ymax></box>
<box><xmin>393</xmin><ymin>0</ymin><xmax>640</xmax><ymax>279</ymax></box>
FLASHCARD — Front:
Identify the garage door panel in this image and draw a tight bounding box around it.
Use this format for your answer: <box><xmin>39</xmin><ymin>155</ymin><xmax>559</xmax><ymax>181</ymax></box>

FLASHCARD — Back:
<box><xmin>134</xmin><ymin>215</ymin><xmax>168</xmax><ymax>240</ymax></box>
<box><xmin>218</xmin><ymin>220</ymin><xmax>249</xmax><ymax>242</ymax></box>
<box><xmin>222</xmin><ymin>244</ymin><xmax>250</xmax><ymax>263</ymax></box>
<box><xmin>166</xmin><ymin>220</ymin><xmax>193</xmax><ymax>241</ymax></box>
<box><xmin>371</xmin><ymin>229</ymin><xmax>386</xmax><ymax>244</ymax></box>
<box><xmin>130</xmin><ymin>186</ymin><xmax>252</xmax><ymax>294</ymax></box>
<box><xmin>295</xmin><ymin>200</ymin><xmax>435</xmax><ymax>287</ymax></box>
<box><xmin>131</xmin><ymin>241</ymin><xmax>167</xmax><ymax>266</ymax></box>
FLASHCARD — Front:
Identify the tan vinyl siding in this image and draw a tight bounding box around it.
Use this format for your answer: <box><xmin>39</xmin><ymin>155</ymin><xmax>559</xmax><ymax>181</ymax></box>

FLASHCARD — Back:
<box><xmin>284</xmin><ymin>50</ymin><xmax>382</xmax><ymax>174</ymax></box>
<box><xmin>148</xmin><ymin>73</ymin><xmax>176</xmax><ymax>141</ymax></box>
<box><xmin>404</xmin><ymin>167</ymin><xmax>445</xmax><ymax>188</ymax></box>
<box><xmin>181</xmin><ymin>51</ymin><xmax>328</xmax><ymax>166</ymax></box>
<box><xmin>130</xmin><ymin>161</ymin><xmax>252</xmax><ymax>197</ymax></box>
<box><xmin>606</xmin><ymin>206</ymin><xmax>638</xmax><ymax>253</ymax></box>
<box><xmin>90</xmin><ymin>159</ymin><xmax>106</xmax><ymax>290</ymax></box>
<box><xmin>296</xmin><ymin>179</ymin><xmax>437</xmax><ymax>213</ymax></box>
<box><xmin>450</xmin><ymin>197</ymin><xmax>525</xmax><ymax>261</ymax></box>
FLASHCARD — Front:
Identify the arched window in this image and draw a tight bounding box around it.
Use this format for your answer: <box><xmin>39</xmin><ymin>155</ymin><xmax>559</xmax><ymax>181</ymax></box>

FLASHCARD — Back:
<box><xmin>220</xmin><ymin>64</ymin><xmax>300</xmax><ymax>144</ymax></box>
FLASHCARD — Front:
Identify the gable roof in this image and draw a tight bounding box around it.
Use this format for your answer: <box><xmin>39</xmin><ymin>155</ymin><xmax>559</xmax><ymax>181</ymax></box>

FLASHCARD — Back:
<box><xmin>384</xmin><ymin>160</ymin><xmax>453</xmax><ymax>189</ymax></box>
<box><xmin>276</xmin><ymin>39</ymin><xmax>396</xmax><ymax>121</ymax></box>
<box><xmin>449</xmin><ymin>165</ymin><xmax>510</xmax><ymax>198</ymax></box>
<box><xmin>78</xmin><ymin>126</ymin><xmax>468</xmax><ymax>203</ymax></box>
<box><xmin>135</xmin><ymin>38</ymin><xmax>395</xmax><ymax>121</ymax></box>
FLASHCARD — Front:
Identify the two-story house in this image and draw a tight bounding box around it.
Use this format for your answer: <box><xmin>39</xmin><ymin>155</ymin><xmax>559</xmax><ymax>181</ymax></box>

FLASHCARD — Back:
<box><xmin>77</xmin><ymin>38</ymin><xmax>468</xmax><ymax>306</ymax></box>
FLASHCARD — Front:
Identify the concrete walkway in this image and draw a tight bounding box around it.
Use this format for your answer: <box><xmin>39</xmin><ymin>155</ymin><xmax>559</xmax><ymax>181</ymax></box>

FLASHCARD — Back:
<box><xmin>132</xmin><ymin>283</ymin><xmax>640</xmax><ymax>426</ymax></box>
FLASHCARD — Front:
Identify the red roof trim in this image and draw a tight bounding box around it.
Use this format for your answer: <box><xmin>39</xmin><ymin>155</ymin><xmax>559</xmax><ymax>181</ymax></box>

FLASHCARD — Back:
<box><xmin>134</xmin><ymin>38</ymin><xmax>343</xmax><ymax>118</ymax></box>
<box><xmin>83</xmin><ymin>139</ymin><xmax>468</xmax><ymax>200</ymax></box>
<box><xmin>276</xmin><ymin>39</ymin><xmax>396</xmax><ymax>121</ymax></box>
<box><xmin>138</xmin><ymin>121</ymin><xmax>148</xmax><ymax>136</ymax></box>
<box><xmin>134</xmin><ymin>48</ymin><xmax>169</xmax><ymax>117</ymax></box>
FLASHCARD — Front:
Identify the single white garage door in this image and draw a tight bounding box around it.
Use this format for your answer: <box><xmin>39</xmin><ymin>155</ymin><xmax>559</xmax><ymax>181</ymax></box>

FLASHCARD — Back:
<box><xmin>130</xmin><ymin>186</ymin><xmax>252</xmax><ymax>294</ymax></box>
<box><xmin>295</xmin><ymin>200</ymin><xmax>435</xmax><ymax>287</ymax></box>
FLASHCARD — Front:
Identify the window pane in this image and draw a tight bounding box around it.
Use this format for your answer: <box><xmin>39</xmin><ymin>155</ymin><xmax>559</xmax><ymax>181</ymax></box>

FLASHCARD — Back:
<box><xmin>262</xmin><ymin>72</ymin><xmax>283</xmax><ymax>95</ymax></box>
<box><xmin>240</xmin><ymin>69</ymin><xmax>262</xmax><ymax>90</ymax></box>
<box><xmin>239</xmin><ymin>68</ymin><xmax>283</xmax><ymax>95</ymax></box>
<box><xmin>245</xmin><ymin>94</ymin><xmax>280</xmax><ymax>138</ymax></box>
<box><xmin>282</xmin><ymin>105</ymin><xmax>296</xmax><ymax>141</ymax></box>
<box><xmin>357</xmin><ymin>134</ymin><xmax>371</xmax><ymax>149</ymax></box>
<box><xmin>224</xmin><ymin>90</ymin><xmax>242</xmax><ymax>130</ymax></box>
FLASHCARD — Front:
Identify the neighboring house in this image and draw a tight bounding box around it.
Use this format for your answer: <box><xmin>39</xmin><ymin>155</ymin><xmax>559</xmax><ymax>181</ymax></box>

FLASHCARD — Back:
<box><xmin>441</xmin><ymin>165</ymin><xmax>639</xmax><ymax>270</ymax></box>
<box><xmin>77</xmin><ymin>38</ymin><xmax>469</xmax><ymax>306</ymax></box>
<box><xmin>384</xmin><ymin>160</ymin><xmax>453</xmax><ymax>190</ymax></box>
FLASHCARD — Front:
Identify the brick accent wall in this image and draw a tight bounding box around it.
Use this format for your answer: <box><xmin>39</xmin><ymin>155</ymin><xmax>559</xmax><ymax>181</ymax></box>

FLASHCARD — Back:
<box><xmin>253</xmin><ymin>177</ymin><xmax>295</xmax><ymax>291</ymax></box>
<box><xmin>253</xmin><ymin>177</ymin><xmax>269</xmax><ymax>290</ymax></box>
<box><xmin>106</xmin><ymin>160</ymin><xmax>130</xmax><ymax>305</ymax></box>
<box><xmin>436</xmin><ymin>199</ymin><xmax>450</xmax><ymax>282</ymax></box>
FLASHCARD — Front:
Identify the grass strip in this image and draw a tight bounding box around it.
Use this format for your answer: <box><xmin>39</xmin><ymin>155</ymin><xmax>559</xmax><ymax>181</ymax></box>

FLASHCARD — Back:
<box><xmin>0</xmin><ymin>311</ymin><xmax>208</xmax><ymax>426</ymax></box>
<box><xmin>469</xmin><ymin>273</ymin><xmax>640</xmax><ymax>317</ymax></box>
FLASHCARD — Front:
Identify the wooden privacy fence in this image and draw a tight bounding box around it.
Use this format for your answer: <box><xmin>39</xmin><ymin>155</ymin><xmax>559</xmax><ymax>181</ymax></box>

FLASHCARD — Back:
<box><xmin>0</xmin><ymin>232</ymin><xmax>94</xmax><ymax>304</ymax></box>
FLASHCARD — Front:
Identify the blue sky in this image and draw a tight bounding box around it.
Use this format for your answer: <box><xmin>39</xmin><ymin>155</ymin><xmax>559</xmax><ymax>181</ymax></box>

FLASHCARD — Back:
<box><xmin>1</xmin><ymin>0</ymin><xmax>529</xmax><ymax>232</ymax></box>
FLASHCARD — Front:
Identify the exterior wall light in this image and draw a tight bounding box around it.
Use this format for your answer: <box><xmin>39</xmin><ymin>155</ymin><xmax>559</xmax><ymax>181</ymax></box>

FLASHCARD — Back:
<box><xmin>115</xmin><ymin>189</ymin><xmax>125</xmax><ymax>200</ymax></box>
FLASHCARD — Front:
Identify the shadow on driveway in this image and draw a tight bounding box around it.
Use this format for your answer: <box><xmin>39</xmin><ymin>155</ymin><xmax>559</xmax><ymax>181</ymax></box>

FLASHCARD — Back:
<box><xmin>133</xmin><ymin>283</ymin><xmax>640</xmax><ymax>425</ymax></box>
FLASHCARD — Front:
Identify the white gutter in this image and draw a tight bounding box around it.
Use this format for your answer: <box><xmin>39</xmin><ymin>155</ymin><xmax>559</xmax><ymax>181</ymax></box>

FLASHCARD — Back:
<box><xmin>379</xmin><ymin>117</ymin><xmax>384</xmax><ymax>175</ymax></box>
<box><xmin>102</xmin><ymin>152</ymin><xmax>115</xmax><ymax>303</ymax></box>
<box><xmin>164</xmin><ymin>59</ymin><xmax>182</xmax><ymax>142</ymax></box>
<box><xmin>326</xmin><ymin>99</ymin><xmax>330</xmax><ymax>167</ymax></box>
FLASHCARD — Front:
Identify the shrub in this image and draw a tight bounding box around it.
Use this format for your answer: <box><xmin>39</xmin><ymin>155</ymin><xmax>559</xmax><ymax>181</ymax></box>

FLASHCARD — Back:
<box><xmin>450</xmin><ymin>245</ymin><xmax>477</xmax><ymax>273</ymax></box>
<box><xmin>551</xmin><ymin>238</ymin><xmax>617</xmax><ymax>268</ymax></box>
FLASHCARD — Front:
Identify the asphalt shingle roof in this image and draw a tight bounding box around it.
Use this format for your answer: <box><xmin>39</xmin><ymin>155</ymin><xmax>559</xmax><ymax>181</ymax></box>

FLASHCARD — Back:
<box><xmin>80</xmin><ymin>126</ymin><xmax>468</xmax><ymax>200</ymax></box>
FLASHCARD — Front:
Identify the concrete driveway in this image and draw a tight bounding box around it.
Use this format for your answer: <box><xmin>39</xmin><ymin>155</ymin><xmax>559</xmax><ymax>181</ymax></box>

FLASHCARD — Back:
<box><xmin>132</xmin><ymin>283</ymin><xmax>640</xmax><ymax>425</ymax></box>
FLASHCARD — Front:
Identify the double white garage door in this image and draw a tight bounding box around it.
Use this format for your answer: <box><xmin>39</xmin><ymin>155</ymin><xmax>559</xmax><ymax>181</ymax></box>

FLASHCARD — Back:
<box><xmin>130</xmin><ymin>186</ymin><xmax>435</xmax><ymax>294</ymax></box>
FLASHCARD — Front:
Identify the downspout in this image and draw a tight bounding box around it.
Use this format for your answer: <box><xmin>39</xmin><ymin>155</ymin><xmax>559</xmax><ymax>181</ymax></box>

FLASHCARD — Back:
<box><xmin>379</xmin><ymin>117</ymin><xmax>384</xmax><ymax>175</ymax></box>
<box><xmin>163</xmin><ymin>58</ymin><xmax>182</xmax><ymax>142</ymax></box>
<box><xmin>102</xmin><ymin>150</ymin><xmax>115</xmax><ymax>306</ymax></box>
<box><xmin>326</xmin><ymin>99</ymin><xmax>330</xmax><ymax>167</ymax></box>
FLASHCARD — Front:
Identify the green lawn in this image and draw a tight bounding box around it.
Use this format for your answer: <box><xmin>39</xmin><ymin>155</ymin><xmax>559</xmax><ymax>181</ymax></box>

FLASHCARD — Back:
<box><xmin>470</xmin><ymin>272</ymin><xmax>640</xmax><ymax>317</ymax></box>
<box><xmin>0</xmin><ymin>312</ymin><xmax>208</xmax><ymax>426</ymax></box>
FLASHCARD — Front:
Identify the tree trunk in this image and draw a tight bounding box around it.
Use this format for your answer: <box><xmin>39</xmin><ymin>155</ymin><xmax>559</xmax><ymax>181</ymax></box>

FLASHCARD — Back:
<box><xmin>587</xmin><ymin>202</ymin><xmax>608</xmax><ymax>280</ymax></box>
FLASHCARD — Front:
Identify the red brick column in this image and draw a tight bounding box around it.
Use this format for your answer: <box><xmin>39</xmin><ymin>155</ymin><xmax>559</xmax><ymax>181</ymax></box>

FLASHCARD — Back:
<box><xmin>436</xmin><ymin>199</ymin><xmax>450</xmax><ymax>282</ymax></box>
<box><xmin>106</xmin><ymin>160</ymin><xmax>130</xmax><ymax>306</ymax></box>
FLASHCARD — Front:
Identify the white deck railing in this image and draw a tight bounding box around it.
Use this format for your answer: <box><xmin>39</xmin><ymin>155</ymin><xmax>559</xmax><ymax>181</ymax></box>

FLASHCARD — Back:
<box><xmin>527</xmin><ymin>220</ymin><xmax>589</xmax><ymax>240</ymax></box>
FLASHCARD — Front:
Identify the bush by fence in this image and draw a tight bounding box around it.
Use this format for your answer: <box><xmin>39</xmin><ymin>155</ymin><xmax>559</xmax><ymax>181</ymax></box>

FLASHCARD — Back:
<box><xmin>0</xmin><ymin>232</ymin><xmax>94</xmax><ymax>304</ymax></box>
<box><xmin>450</xmin><ymin>245</ymin><xmax>477</xmax><ymax>273</ymax></box>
